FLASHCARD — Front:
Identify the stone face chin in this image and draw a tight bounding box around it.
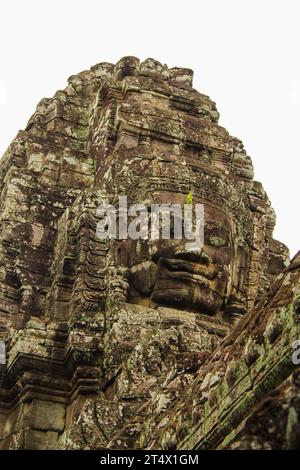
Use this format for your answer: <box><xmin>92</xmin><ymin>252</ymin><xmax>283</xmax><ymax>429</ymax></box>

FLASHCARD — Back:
<box><xmin>0</xmin><ymin>56</ymin><xmax>296</xmax><ymax>451</ymax></box>
<box><xmin>151</xmin><ymin>284</ymin><xmax>224</xmax><ymax>315</ymax></box>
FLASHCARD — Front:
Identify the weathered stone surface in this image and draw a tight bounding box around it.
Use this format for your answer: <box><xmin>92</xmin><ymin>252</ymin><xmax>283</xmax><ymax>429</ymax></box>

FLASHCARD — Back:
<box><xmin>136</xmin><ymin>252</ymin><xmax>300</xmax><ymax>450</ymax></box>
<box><xmin>0</xmin><ymin>56</ymin><xmax>298</xmax><ymax>450</ymax></box>
<box><xmin>24</xmin><ymin>400</ymin><xmax>65</xmax><ymax>432</ymax></box>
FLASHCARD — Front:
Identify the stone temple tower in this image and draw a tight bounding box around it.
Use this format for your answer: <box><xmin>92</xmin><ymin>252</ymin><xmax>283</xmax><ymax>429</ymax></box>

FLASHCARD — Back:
<box><xmin>0</xmin><ymin>57</ymin><xmax>299</xmax><ymax>450</ymax></box>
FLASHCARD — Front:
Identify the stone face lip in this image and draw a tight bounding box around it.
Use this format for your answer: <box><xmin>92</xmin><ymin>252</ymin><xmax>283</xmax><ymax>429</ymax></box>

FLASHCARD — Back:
<box><xmin>0</xmin><ymin>57</ymin><xmax>296</xmax><ymax>451</ymax></box>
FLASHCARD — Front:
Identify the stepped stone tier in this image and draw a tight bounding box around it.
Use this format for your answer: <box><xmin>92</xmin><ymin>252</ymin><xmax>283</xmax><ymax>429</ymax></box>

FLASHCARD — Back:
<box><xmin>0</xmin><ymin>56</ymin><xmax>299</xmax><ymax>450</ymax></box>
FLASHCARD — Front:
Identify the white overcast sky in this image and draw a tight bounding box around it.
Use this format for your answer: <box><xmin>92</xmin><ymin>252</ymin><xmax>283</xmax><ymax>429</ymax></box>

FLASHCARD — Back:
<box><xmin>0</xmin><ymin>0</ymin><xmax>299</xmax><ymax>257</ymax></box>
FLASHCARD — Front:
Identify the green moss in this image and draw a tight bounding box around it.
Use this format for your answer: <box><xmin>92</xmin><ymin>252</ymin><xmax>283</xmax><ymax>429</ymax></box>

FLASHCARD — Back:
<box><xmin>73</xmin><ymin>348</ymin><xmax>95</xmax><ymax>362</ymax></box>
<box><xmin>74</xmin><ymin>125</ymin><xmax>88</xmax><ymax>141</ymax></box>
<box><xmin>209</xmin><ymin>235</ymin><xmax>226</xmax><ymax>247</ymax></box>
<box><xmin>136</xmin><ymin>239</ymin><xmax>142</xmax><ymax>255</ymax></box>
<box><xmin>185</xmin><ymin>191</ymin><xmax>193</xmax><ymax>205</ymax></box>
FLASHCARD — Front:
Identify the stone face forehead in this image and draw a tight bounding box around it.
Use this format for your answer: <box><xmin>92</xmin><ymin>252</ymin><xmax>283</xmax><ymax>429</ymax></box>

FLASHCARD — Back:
<box><xmin>99</xmin><ymin>154</ymin><xmax>254</xmax><ymax>243</ymax></box>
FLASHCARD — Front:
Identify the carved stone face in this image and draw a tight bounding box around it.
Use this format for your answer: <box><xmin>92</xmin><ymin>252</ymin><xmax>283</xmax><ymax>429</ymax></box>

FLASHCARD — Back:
<box><xmin>119</xmin><ymin>203</ymin><xmax>232</xmax><ymax>316</ymax></box>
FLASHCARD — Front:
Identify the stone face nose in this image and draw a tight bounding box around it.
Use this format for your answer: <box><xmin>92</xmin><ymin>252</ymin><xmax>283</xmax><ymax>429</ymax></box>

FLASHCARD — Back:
<box><xmin>174</xmin><ymin>246</ymin><xmax>211</xmax><ymax>264</ymax></box>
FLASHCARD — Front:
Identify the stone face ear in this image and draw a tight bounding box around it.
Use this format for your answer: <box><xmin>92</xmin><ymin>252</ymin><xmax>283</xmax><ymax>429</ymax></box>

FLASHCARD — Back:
<box><xmin>267</xmin><ymin>238</ymin><xmax>290</xmax><ymax>284</ymax></box>
<box><xmin>129</xmin><ymin>260</ymin><xmax>158</xmax><ymax>296</ymax></box>
<box><xmin>222</xmin><ymin>240</ymin><xmax>249</xmax><ymax>320</ymax></box>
